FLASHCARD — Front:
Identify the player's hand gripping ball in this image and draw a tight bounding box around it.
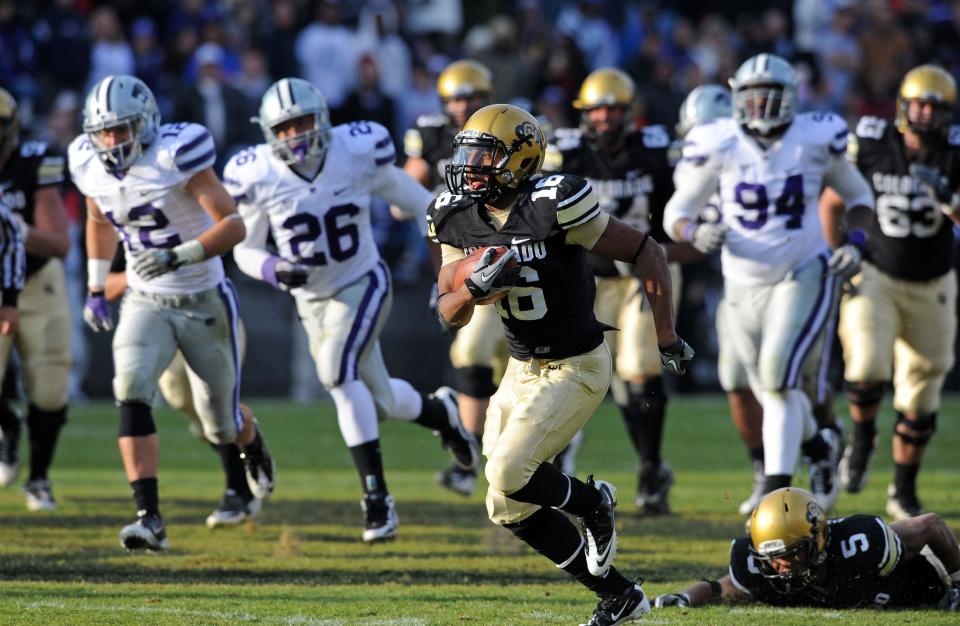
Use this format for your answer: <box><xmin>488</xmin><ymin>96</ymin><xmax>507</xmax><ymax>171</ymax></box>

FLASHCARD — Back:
<box><xmin>454</xmin><ymin>246</ymin><xmax>520</xmax><ymax>305</ymax></box>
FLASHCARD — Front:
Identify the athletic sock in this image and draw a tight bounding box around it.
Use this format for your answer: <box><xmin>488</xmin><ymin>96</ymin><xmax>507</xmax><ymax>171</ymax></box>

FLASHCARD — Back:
<box><xmin>212</xmin><ymin>443</ymin><xmax>252</xmax><ymax>498</ymax></box>
<box><xmin>349</xmin><ymin>439</ymin><xmax>387</xmax><ymax>495</ymax></box>
<box><xmin>893</xmin><ymin>462</ymin><xmax>919</xmax><ymax>497</ymax></box>
<box><xmin>27</xmin><ymin>405</ymin><xmax>67</xmax><ymax>481</ymax></box>
<box><xmin>413</xmin><ymin>393</ymin><xmax>449</xmax><ymax>431</ymax></box>
<box><xmin>131</xmin><ymin>477</ymin><xmax>159</xmax><ymax>516</ymax></box>
<box><xmin>507</xmin><ymin>462</ymin><xmax>601</xmax><ymax>515</ymax></box>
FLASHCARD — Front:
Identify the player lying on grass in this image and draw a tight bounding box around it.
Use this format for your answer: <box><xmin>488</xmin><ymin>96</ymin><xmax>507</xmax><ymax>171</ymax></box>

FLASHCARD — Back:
<box><xmin>654</xmin><ymin>487</ymin><xmax>960</xmax><ymax>611</ymax></box>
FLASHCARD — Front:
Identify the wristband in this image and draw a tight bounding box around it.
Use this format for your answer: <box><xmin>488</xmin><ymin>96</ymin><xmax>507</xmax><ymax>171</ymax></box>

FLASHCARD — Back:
<box><xmin>845</xmin><ymin>228</ymin><xmax>867</xmax><ymax>250</ymax></box>
<box><xmin>630</xmin><ymin>233</ymin><xmax>649</xmax><ymax>263</ymax></box>
<box><xmin>681</xmin><ymin>221</ymin><xmax>698</xmax><ymax>242</ymax></box>
<box><xmin>87</xmin><ymin>258</ymin><xmax>112</xmax><ymax>290</ymax></box>
<box><xmin>172</xmin><ymin>239</ymin><xmax>206</xmax><ymax>265</ymax></box>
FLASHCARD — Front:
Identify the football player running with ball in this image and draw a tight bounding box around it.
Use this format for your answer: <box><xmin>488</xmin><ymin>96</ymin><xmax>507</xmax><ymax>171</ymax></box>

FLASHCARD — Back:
<box><xmin>654</xmin><ymin>487</ymin><xmax>960</xmax><ymax>611</ymax></box>
<box><xmin>821</xmin><ymin>65</ymin><xmax>960</xmax><ymax>520</ymax></box>
<box><xmin>228</xmin><ymin>78</ymin><xmax>477</xmax><ymax>544</ymax></box>
<box><xmin>404</xmin><ymin>59</ymin><xmax>502</xmax><ymax>497</ymax></box>
<box><xmin>430</xmin><ymin>103</ymin><xmax>693</xmax><ymax>626</ymax></box>
<box><xmin>664</xmin><ymin>54</ymin><xmax>876</xmax><ymax>511</ymax></box>
<box><xmin>73</xmin><ymin>75</ymin><xmax>276</xmax><ymax>551</ymax></box>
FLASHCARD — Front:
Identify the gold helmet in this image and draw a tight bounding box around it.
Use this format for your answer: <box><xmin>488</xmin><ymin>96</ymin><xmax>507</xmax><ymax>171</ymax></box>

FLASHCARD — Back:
<box><xmin>895</xmin><ymin>64</ymin><xmax>957</xmax><ymax>137</ymax></box>
<box><xmin>437</xmin><ymin>60</ymin><xmax>493</xmax><ymax>101</ymax></box>
<box><xmin>0</xmin><ymin>88</ymin><xmax>20</xmax><ymax>166</ymax></box>
<box><xmin>573</xmin><ymin>68</ymin><xmax>635</xmax><ymax>143</ymax></box>
<box><xmin>750</xmin><ymin>488</ymin><xmax>828</xmax><ymax>587</ymax></box>
<box><xmin>445</xmin><ymin>104</ymin><xmax>545</xmax><ymax>202</ymax></box>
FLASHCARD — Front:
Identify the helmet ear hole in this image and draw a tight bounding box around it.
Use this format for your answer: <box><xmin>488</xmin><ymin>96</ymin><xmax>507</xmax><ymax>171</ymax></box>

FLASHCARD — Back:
<box><xmin>519</xmin><ymin>157</ymin><xmax>531</xmax><ymax>170</ymax></box>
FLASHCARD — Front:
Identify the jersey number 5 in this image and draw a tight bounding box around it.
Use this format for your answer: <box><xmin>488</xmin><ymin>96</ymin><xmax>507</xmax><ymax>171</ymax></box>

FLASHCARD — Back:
<box><xmin>840</xmin><ymin>533</ymin><xmax>869</xmax><ymax>559</ymax></box>
<box><xmin>734</xmin><ymin>174</ymin><xmax>804</xmax><ymax>230</ymax></box>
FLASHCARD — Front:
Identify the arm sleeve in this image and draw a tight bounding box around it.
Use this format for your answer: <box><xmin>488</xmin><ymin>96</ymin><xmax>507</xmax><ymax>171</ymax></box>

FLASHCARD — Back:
<box><xmin>441</xmin><ymin>244</ymin><xmax>466</xmax><ymax>267</ymax></box>
<box><xmin>824</xmin><ymin>156</ymin><xmax>875</xmax><ymax>211</ymax></box>
<box><xmin>373</xmin><ymin>164</ymin><xmax>433</xmax><ymax>236</ymax></box>
<box><xmin>663</xmin><ymin>164</ymin><xmax>721</xmax><ymax>240</ymax></box>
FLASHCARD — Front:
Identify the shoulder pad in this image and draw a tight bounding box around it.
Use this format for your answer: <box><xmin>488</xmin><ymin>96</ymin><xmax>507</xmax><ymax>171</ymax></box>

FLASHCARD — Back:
<box><xmin>66</xmin><ymin>134</ymin><xmax>97</xmax><ymax>175</ymax></box>
<box><xmin>947</xmin><ymin>124</ymin><xmax>960</xmax><ymax>146</ymax></box>
<box><xmin>427</xmin><ymin>190</ymin><xmax>472</xmax><ymax>243</ymax></box>
<box><xmin>335</xmin><ymin>121</ymin><xmax>396</xmax><ymax>166</ymax></box>
<box><xmin>854</xmin><ymin>116</ymin><xmax>888</xmax><ymax>141</ymax></box>
<box><xmin>681</xmin><ymin>118</ymin><xmax>736</xmax><ymax>167</ymax></box>
<box><xmin>157</xmin><ymin>122</ymin><xmax>216</xmax><ymax>175</ymax></box>
<box><xmin>222</xmin><ymin>144</ymin><xmax>270</xmax><ymax>202</ymax></box>
<box><xmin>553</xmin><ymin>127</ymin><xmax>583</xmax><ymax>151</ymax></box>
<box><xmin>415</xmin><ymin>112</ymin><xmax>448</xmax><ymax>129</ymax></box>
<box><xmin>529</xmin><ymin>173</ymin><xmax>599</xmax><ymax>230</ymax></box>
<box><xmin>795</xmin><ymin>111</ymin><xmax>848</xmax><ymax>155</ymax></box>
<box><xmin>640</xmin><ymin>125</ymin><xmax>671</xmax><ymax>149</ymax></box>
<box><xmin>19</xmin><ymin>140</ymin><xmax>49</xmax><ymax>159</ymax></box>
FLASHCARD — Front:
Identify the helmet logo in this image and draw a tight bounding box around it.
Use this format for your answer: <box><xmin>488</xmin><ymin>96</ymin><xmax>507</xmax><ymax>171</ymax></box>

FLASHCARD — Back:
<box><xmin>512</xmin><ymin>121</ymin><xmax>541</xmax><ymax>152</ymax></box>
<box><xmin>805</xmin><ymin>501</ymin><xmax>823</xmax><ymax>532</ymax></box>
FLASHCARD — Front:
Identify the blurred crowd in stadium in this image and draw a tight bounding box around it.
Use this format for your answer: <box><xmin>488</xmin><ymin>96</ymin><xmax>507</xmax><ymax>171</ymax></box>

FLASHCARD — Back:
<box><xmin>4</xmin><ymin>0</ymin><xmax>960</xmax><ymax>396</ymax></box>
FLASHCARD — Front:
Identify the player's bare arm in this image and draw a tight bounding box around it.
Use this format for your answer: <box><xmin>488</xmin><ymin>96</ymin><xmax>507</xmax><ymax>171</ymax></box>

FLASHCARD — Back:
<box><xmin>25</xmin><ymin>187</ymin><xmax>70</xmax><ymax>258</ymax></box>
<box><xmin>891</xmin><ymin>513</ymin><xmax>960</xmax><ymax>573</ymax></box>
<box><xmin>403</xmin><ymin>155</ymin><xmax>431</xmax><ymax>187</ymax></box>
<box><xmin>590</xmin><ymin>215</ymin><xmax>677</xmax><ymax>347</ymax></box>
<box><xmin>655</xmin><ymin>574</ymin><xmax>747</xmax><ymax>608</ymax></box>
<box><xmin>819</xmin><ymin>187</ymin><xmax>846</xmax><ymax>248</ymax></box>
<box><xmin>437</xmin><ymin>256</ymin><xmax>476</xmax><ymax>328</ymax></box>
<box><xmin>85</xmin><ymin>197</ymin><xmax>118</xmax><ymax>265</ymax></box>
<box><xmin>185</xmin><ymin>168</ymin><xmax>246</xmax><ymax>256</ymax></box>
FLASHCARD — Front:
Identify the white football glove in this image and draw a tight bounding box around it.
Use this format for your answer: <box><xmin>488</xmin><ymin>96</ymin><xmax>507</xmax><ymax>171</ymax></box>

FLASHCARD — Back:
<box><xmin>132</xmin><ymin>249</ymin><xmax>185</xmax><ymax>280</ymax></box>
<box><xmin>654</xmin><ymin>593</ymin><xmax>691</xmax><ymax>608</ymax></box>
<box><xmin>826</xmin><ymin>243</ymin><xmax>862</xmax><ymax>280</ymax></box>
<box><xmin>690</xmin><ymin>222</ymin><xmax>728</xmax><ymax>254</ymax></box>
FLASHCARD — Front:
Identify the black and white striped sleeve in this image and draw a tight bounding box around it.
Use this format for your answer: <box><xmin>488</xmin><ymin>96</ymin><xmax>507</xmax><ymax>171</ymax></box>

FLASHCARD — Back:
<box><xmin>0</xmin><ymin>203</ymin><xmax>25</xmax><ymax>306</ymax></box>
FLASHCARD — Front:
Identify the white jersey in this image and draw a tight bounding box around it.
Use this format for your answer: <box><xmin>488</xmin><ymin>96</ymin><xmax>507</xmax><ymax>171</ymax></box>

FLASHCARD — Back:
<box><xmin>677</xmin><ymin>114</ymin><xmax>849</xmax><ymax>284</ymax></box>
<box><xmin>228</xmin><ymin>120</ymin><xmax>430</xmax><ymax>299</ymax></box>
<box><xmin>69</xmin><ymin>122</ymin><xmax>223</xmax><ymax>294</ymax></box>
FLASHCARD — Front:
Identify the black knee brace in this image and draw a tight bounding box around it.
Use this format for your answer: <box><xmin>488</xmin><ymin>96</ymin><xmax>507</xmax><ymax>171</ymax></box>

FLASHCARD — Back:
<box><xmin>453</xmin><ymin>365</ymin><xmax>497</xmax><ymax>399</ymax></box>
<box><xmin>894</xmin><ymin>411</ymin><xmax>937</xmax><ymax>446</ymax></box>
<box><xmin>845</xmin><ymin>381</ymin><xmax>887</xmax><ymax>407</ymax></box>
<box><xmin>117</xmin><ymin>401</ymin><xmax>157</xmax><ymax>437</ymax></box>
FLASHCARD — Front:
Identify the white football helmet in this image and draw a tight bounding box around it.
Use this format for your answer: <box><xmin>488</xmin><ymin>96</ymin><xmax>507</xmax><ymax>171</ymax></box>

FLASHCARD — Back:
<box><xmin>82</xmin><ymin>75</ymin><xmax>160</xmax><ymax>173</ymax></box>
<box><xmin>729</xmin><ymin>53</ymin><xmax>797</xmax><ymax>137</ymax></box>
<box><xmin>676</xmin><ymin>84</ymin><xmax>732</xmax><ymax>138</ymax></box>
<box><xmin>255</xmin><ymin>78</ymin><xmax>332</xmax><ymax>166</ymax></box>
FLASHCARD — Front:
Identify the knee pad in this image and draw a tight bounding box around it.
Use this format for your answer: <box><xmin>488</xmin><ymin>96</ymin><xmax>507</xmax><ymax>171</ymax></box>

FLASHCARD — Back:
<box><xmin>845</xmin><ymin>381</ymin><xmax>887</xmax><ymax>407</ymax></box>
<box><xmin>453</xmin><ymin>366</ymin><xmax>497</xmax><ymax>399</ymax></box>
<box><xmin>117</xmin><ymin>401</ymin><xmax>156</xmax><ymax>437</ymax></box>
<box><xmin>113</xmin><ymin>370</ymin><xmax>156</xmax><ymax>405</ymax></box>
<box><xmin>27</xmin><ymin>405</ymin><xmax>67</xmax><ymax>431</ymax></box>
<box><xmin>485</xmin><ymin>453</ymin><xmax>529</xmax><ymax>496</ymax></box>
<box><xmin>894</xmin><ymin>411</ymin><xmax>937</xmax><ymax>446</ymax></box>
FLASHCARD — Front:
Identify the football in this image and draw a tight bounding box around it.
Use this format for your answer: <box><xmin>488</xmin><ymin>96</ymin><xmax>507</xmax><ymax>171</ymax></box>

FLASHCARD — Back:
<box><xmin>453</xmin><ymin>246</ymin><xmax>516</xmax><ymax>305</ymax></box>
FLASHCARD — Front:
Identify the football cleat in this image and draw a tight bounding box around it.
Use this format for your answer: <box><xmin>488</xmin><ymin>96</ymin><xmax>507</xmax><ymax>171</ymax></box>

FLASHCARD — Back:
<box><xmin>738</xmin><ymin>460</ymin><xmax>766</xmax><ymax>516</ymax></box>
<box><xmin>581</xmin><ymin>580</ymin><xmax>650</xmax><ymax>626</ymax></box>
<box><xmin>205</xmin><ymin>490</ymin><xmax>263</xmax><ymax>529</ymax></box>
<box><xmin>839</xmin><ymin>431</ymin><xmax>876</xmax><ymax>493</ymax></box>
<box><xmin>361</xmin><ymin>492</ymin><xmax>398</xmax><ymax>543</ymax></box>
<box><xmin>430</xmin><ymin>386</ymin><xmax>479</xmax><ymax>471</ymax></box>
<box><xmin>436</xmin><ymin>464</ymin><xmax>477</xmax><ymax>497</ymax></box>
<box><xmin>580</xmin><ymin>476</ymin><xmax>618</xmax><ymax>577</ymax></box>
<box><xmin>554</xmin><ymin>429</ymin><xmax>585</xmax><ymax>477</ymax></box>
<box><xmin>886</xmin><ymin>484</ymin><xmax>925</xmax><ymax>521</ymax></box>
<box><xmin>939</xmin><ymin>584</ymin><xmax>960</xmax><ymax>611</ymax></box>
<box><xmin>240</xmin><ymin>425</ymin><xmax>276</xmax><ymax>500</ymax></box>
<box><xmin>635</xmin><ymin>462</ymin><xmax>673</xmax><ymax>515</ymax></box>
<box><xmin>805</xmin><ymin>428</ymin><xmax>840</xmax><ymax>513</ymax></box>
<box><xmin>120</xmin><ymin>512</ymin><xmax>169</xmax><ymax>551</ymax></box>
<box><xmin>0</xmin><ymin>419</ymin><xmax>21</xmax><ymax>487</ymax></box>
<box><xmin>23</xmin><ymin>479</ymin><xmax>58</xmax><ymax>512</ymax></box>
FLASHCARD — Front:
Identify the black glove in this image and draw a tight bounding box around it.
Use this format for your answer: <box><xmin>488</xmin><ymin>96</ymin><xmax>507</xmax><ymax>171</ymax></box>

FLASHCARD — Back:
<box><xmin>659</xmin><ymin>336</ymin><xmax>694</xmax><ymax>376</ymax></box>
<box><xmin>909</xmin><ymin>163</ymin><xmax>953</xmax><ymax>204</ymax></box>
<box><xmin>464</xmin><ymin>247</ymin><xmax>521</xmax><ymax>300</ymax></box>
<box><xmin>275</xmin><ymin>260</ymin><xmax>309</xmax><ymax>289</ymax></box>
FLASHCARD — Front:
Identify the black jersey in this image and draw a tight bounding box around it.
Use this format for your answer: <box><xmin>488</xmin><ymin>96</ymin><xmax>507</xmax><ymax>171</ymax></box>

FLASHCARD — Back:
<box><xmin>428</xmin><ymin>173</ymin><xmax>608</xmax><ymax>360</ymax></box>
<box><xmin>403</xmin><ymin>112</ymin><xmax>458</xmax><ymax>194</ymax></box>
<box><xmin>729</xmin><ymin>514</ymin><xmax>947</xmax><ymax>608</ymax></box>
<box><xmin>851</xmin><ymin>116</ymin><xmax>960</xmax><ymax>281</ymax></box>
<box><xmin>548</xmin><ymin>126</ymin><xmax>674</xmax><ymax>277</ymax></box>
<box><xmin>0</xmin><ymin>140</ymin><xmax>66</xmax><ymax>277</ymax></box>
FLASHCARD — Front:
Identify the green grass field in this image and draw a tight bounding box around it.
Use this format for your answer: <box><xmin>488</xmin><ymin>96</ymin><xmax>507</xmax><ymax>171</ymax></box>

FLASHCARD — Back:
<box><xmin>1</xmin><ymin>394</ymin><xmax>958</xmax><ymax>625</ymax></box>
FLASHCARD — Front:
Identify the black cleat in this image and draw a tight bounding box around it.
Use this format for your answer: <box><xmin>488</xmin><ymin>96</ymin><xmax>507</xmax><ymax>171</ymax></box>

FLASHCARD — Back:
<box><xmin>580</xmin><ymin>475</ymin><xmax>618</xmax><ymax>577</ymax></box>
<box><xmin>436</xmin><ymin>464</ymin><xmax>477</xmax><ymax>497</ymax></box>
<box><xmin>581</xmin><ymin>580</ymin><xmax>650</xmax><ymax>626</ymax></box>
<box><xmin>361</xmin><ymin>491</ymin><xmax>398</xmax><ymax>543</ymax></box>
<box><xmin>430</xmin><ymin>386</ymin><xmax>478</xmax><ymax>471</ymax></box>
<box><xmin>839</xmin><ymin>430</ymin><xmax>876</xmax><ymax>493</ymax></box>
<box><xmin>120</xmin><ymin>512</ymin><xmax>169</xmax><ymax>551</ymax></box>
<box><xmin>206</xmin><ymin>490</ymin><xmax>262</xmax><ymax>528</ymax></box>
<box><xmin>240</xmin><ymin>425</ymin><xmax>276</xmax><ymax>500</ymax></box>
<box><xmin>635</xmin><ymin>463</ymin><xmax>674</xmax><ymax>515</ymax></box>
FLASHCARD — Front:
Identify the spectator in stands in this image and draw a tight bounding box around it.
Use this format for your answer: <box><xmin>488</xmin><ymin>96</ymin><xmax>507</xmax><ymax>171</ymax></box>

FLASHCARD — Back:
<box><xmin>295</xmin><ymin>0</ymin><xmax>359</xmax><ymax>109</ymax></box>
<box><xmin>86</xmin><ymin>6</ymin><xmax>134</xmax><ymax>91</ymax></box>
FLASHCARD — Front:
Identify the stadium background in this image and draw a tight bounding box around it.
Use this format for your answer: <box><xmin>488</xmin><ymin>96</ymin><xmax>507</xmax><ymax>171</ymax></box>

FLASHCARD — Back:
<box><xmin>6</xmin><ymin>0</ymin><xmax>960</xmax><ymax>398</ymax></box>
